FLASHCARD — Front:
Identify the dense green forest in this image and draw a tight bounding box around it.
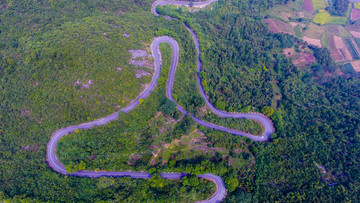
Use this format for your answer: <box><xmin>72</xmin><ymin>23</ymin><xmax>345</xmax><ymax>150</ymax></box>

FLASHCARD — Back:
<box><xmin>0</xmin><ymin>0</ymin><xmax>219</xmax><ymax>202</ymax></box>
<box><xmin>159</xmin><ymin>0</ymin><xmax>360</xmax><ymax>201</ymax></box>
<box><xmin>327</xmin><ymin>0</ymin><xmax>349</xmax><ymax>16</ymax></box>
<box><xmin>1</xmin><ymin>0</ymin><xmax>360</xmax><ymax>202</ymax></box>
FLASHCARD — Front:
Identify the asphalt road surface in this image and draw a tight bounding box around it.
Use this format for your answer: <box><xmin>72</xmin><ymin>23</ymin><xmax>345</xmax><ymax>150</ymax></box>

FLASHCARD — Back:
<box><xmin>46</xmin><ymin>1</ymin><xmax>274</xmax><ymax>202</ymax></box>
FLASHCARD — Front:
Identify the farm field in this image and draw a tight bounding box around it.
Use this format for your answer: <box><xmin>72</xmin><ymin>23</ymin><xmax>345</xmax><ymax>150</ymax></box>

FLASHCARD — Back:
<box><xmin>350</xmin><ymin>8</ymin><xmax>360</xmax><ymax>21</ymax></box>
<box><xmin>264</xmin><ymin>0</ymin><xmax>360</xmax><ymax>72</ymax></box>
<box><xmin>344</xmin><ymin>38</ymin><xmax>360</xmax><ymax>59</ymax></box>
<box><xmin>303</xmin><ymin>36</ymin><xmax>322</xmax><ymax>47</ymax></box>
<box><xmin>350</xmin><ymin>31</ymin><xmax>360</xmax><ymax>38</ymax></box>
<box><xmin>321</xmin><ymin>31</ymin><xmax>329</xmax><ymax>48</ymax></box>
<box><xmin>326</xmin><ymin>16</ymin><xmax>347</xmax><ymax>24</ymax></box>
<box><xmin>304</xmin><ymin>23</ymin><xmax>325</xmax><ymax>38</ymax></box>
<box><xmin>350</xmin><ymin>60</ymin><xmax>360</xmax><ymax>72</ymax></box>
<box><xmin>311</xmin><ymin>0</ymin><xmax>326</xmax><ymax>10</ymax></box>
<box><xmin>303</xmin><ymin>0</ymin><xmax>313</xmax><ymax>12</ymax></box>
<box><xmin>314</xmin><ymin>11</ymin><xmax>330</xmax><ymax>24</ymax></box>
<box><xmin>341</xmin><ymin>63</ymin><xmax>356</xmax><ymax>74</ymax></box>
<box><xmin>329</xmin><ymin>35</ymin><xmax>346</xmax><ymax>61</ymax></box>
<box><xmin>264</xmin><ymin>19</ymin><xmax>294</xmax><ymax>35</ymax></box>
<box><xmin>326</xmin><ymin>25</ymin><xmax>352</xmax><ymax>37</ymax></box>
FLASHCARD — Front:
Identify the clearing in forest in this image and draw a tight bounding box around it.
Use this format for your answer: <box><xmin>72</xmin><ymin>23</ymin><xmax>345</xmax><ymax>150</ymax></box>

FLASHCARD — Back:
<box><xmin>151</xmin><ymin>129</ymin><xmax>227</xmax><ymax>166</ymax></box>
<box><xmin>263</xmin><ymin>19</ymin><xmax>294</xmax><ymax>35</ymax></box>
<box><xmin>293</xmin><ymin>52</ymin><xmax>316</xmax><ymax>67</ymax></box>
<box><xmin>283</xmin><ymin>47</ymin><xmax>315</xmax><ymax>68</ymax></box>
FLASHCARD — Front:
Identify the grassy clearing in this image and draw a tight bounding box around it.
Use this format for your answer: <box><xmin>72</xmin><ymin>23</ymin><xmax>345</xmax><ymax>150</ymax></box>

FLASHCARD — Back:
<box><xmin>313</xmin><ymin>11</ymin><xmax>330</xmax><ymax>24</ymax></box>
<box><xmin>326</xmin><ymin>16</ymin><xmax>347</xmax><ymax>25</ymax></box>
<box><xmin>294</xmin><ymin>25</ymin><xmax>303</xmax><ymax>38</ymax></box>
<box><xmin>166</xmin><ymin>131</ymin><xmax>202</xmax><ymax>153</ymax></box>
<box><xmin>304</xmin><ymin>23</ymin><xmax>325</xmax><ymax>38</ymax></box>
<box><xmin>321</xmin><ymin>31</ymin><xmax>329</xmax><ymax>48</ymax></box>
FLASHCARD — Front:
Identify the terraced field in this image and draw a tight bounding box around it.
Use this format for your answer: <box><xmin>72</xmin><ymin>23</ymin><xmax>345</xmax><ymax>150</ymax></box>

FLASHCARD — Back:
<box><xmin>344</xmin><ymin>38</ymin><xmax>360</xmax><ymax>60</ymax></box>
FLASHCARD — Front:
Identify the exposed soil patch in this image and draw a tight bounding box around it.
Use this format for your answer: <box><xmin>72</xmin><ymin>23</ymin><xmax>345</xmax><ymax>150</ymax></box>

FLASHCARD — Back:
<box><xmin>123</xmin><ymin>32</ymin><xmax>130</xmax><ymax>38</ymax></box>
<box><xmin>150</xmin><ymin>148</ymin><xmax>162</xmax><ymax>166</ymax></box>
<box><xmin>21</xmin><ymin>109</ymin><xmax>31</xmax><ymax>117</ymax></box>
<box><xmin>303</xmin><ymin>36</ymin><xmax>322</xmax><ymax>47</ymax></box>
<box><xmin>74</xmin><ymin>79</ymin><xmax>92</xmax><ymax>89</ymax></box>
<box><xmin>130</xmin><ymin>59</ymin><xmax>147</xmax><ymax>67</ymax></box>
<box><xmin>22</xmin><ymin>145</ymin><xmax>40</xmax><ymax>151</ymax></box>
<box><xmin>349</xmin><ymin>31</ymin><xmax>360</xmax><ymax>38</ymax></box>
<box><xmin>351</xmin><ymin>8</ymin><xmax>360</xmax><ymax>21</ymax></box>
<box><xmin>282</xmin><ymin>48</ymin><xmax>296</xmax><ymax>57</ymax></box>
<box><xmin>292</xmin><ymin>52</ymin><xmax>316</xmax><ymax>68</ymax></box>
<box><xmin>330</xmin><ymin>50</ymin><xmax>344</xmax><ymax>61</ymax></box>
<box><xmin>128</xmin><ymin>49</ymin><xmax>154</xmax><ymax>79</ymax></box>
<box><xmin>198</xmin><ymin>105</ymin><xmax>211</xmax><ymax>117</ymax></box>
<box><xmin>333</xmin><ymin>35</ymin><xmax>345</xmax><ymax>49</ymax></box>
<box><xmin>129</xmin><ymin>49</ymin><xmax>154</xmax><ymax>70</ymax></box>
<box><xmin>290</xmin><ymin>22</ymin><xmax>298</xmax><ymax>27</ymax></box>
<box><xmin>315</xmin><ymin>164</ymin><xmax>338</xmax><ymax>186</ymax></box>
<box><xmin>298</xmin><ymin>12</ymin><xmax>305</xmax><ymax>18</ymax></box>
<box><xmin>127</xmin><ymin>154</ymin><xmax>142</xmax><ymax>166</ymax></box>
<box><xmin>283</xmin><ymin>47</ymin><xmax>315</xmax><ymax>68</ymax></box>
<box><xmin>129</xmin><ymin>49</ymin><xmax>151</xmax><ymax>58</ymax></box>
<box><xmin>136</xmin><ymin>69</ymin><xmax>151</xmax><ymax>78</ymax></box>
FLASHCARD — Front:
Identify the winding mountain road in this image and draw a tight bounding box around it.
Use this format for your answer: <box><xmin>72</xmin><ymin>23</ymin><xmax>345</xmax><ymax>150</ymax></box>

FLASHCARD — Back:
<box><xmin>46</xmin><ymin>1</ymin><xmax>274</xmax><ymax>202</ymax></box>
